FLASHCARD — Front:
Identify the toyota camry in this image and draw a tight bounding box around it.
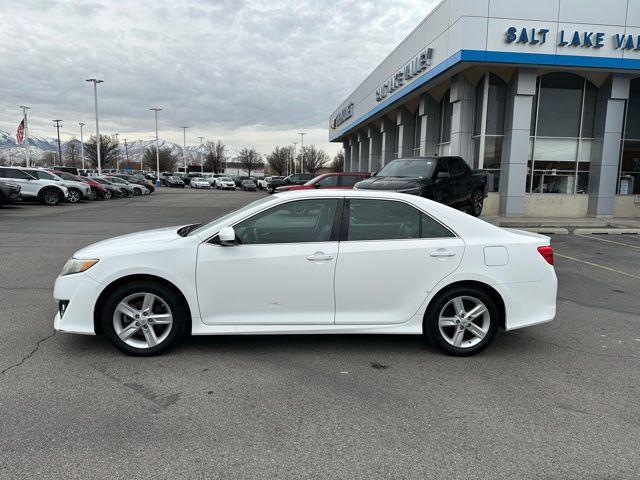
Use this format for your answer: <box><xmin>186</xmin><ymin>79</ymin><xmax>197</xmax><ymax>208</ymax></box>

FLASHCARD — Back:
<box><xmin>53</xmin><ymin>190</ymin><xmax>557</xmax><ymax>356</ymax></box>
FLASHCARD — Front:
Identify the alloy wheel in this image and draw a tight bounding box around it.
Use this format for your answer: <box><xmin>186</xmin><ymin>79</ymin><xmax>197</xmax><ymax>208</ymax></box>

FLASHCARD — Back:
<box><xmin>112</xmin><ymin>292</ymin><xmax>173</xmax><ymax>349</ymax></box>
<box><xmin>68</xmin><ymin>189</ymin><xmax>80</xmax><ymax>203</ymax></box>
<box><xmin>89</xmin><ymin>189</ymin><xmax>97</xmax><ymax>200</ymax></box>
<box><xmin>103</xmin><ymin>190</ymin><xmax>112</xmax><ymax>199</ymax></box>
<box><xmin>438</xmin><ymin>296</ymin><xmax>490</xmax><ymax>349</ymax></box>
<box><xmin>43</xmin><ymin>190</ymin><xmax>60</xmax><ymax>205</ymax></box>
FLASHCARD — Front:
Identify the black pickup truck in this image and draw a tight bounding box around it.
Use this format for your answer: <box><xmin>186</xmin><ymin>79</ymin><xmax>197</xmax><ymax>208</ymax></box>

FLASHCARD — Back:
<box><xmin>354</xmin><ymin>157</ymin><xmax>488</xmax><ymax>216</ymax></box>
<box><xmin>267</xmin><ymin>173</ymin><xmax>315</xmax><ymax>193</ymax></box>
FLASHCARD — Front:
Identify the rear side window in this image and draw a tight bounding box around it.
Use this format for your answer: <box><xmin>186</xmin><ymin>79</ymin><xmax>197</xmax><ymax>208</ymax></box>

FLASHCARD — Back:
<box><xmin>315</xmin><ymin>175</ymin><xmax>338</xmax><ymax>187</ymax></box>
<box><xmin>346</xmin><ymin>199</ymin><xmax>454</xmax><ymax>241</ymax></box>
<box><xmin>448</xmin><ymin>158</ymin><xmax>465</xmax><ymax>176</ymax></box>
<box><xmin>340</xmin><ymin>175</ymin><xmax>365</xmax><ymax>187</ymax></box>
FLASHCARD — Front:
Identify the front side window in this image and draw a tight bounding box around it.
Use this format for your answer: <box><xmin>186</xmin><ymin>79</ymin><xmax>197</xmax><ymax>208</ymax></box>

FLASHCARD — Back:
<box><xmin>340</xmin><ymin>175</ymin><xmax>364</xmax><ymax>186</ymax></box>
<box><xmin>314</xmin><ymin>175</ymin><xmax>338</xmax><ymax>187</ymax></box>
<box><xmin>347</xmin><ymin>199</ymin><xmax>453</xmax><ymax>241</ymax></box>
<box><xmin>0</xmin><ymin>168</ymin><xmax>33</xmax><ymax>180</ymax></box>
<box><xmin>234</xmin><ymin>199</ymin><xmax>338</xmax><ymax>245</ymax></box>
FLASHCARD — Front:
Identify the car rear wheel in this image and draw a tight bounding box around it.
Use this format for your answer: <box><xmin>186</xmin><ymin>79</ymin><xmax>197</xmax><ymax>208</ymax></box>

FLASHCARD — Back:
<box><xmin>40</xmin><ymin>188</ymin><xmax>61</xmax><ymax>206</ymax></box>
<box><xmin>424</xmin><ymin>286</ymin><xmax>499</xmax><ymax>356</ymax></box>
<box><xmin>468</xmin><ymin>190</ymin><xmax>484</xmax><ymax>217</ymax></box>
<box><xmin>133</xmin><ymin>187</ymin><xmax>142</xmax><ymax>196</ymax></box>
<box><xmin>102</xmin><ymin>189</ymin><xmax>112</xmax><ymax>200</ymax></box>
<box><xmin>102</xmin><ymin>281</ymin><xmax>186</xmax><ymax>356</ymax></box>
<box><xmin>88</xmin><ymin>188</ymin><xmax>98</xmax><ymax>201</ymax></box>
<box><xmin>67</xmin><ymin>188</ymin><xmax>81</xmax><ymax>203</ymax></box>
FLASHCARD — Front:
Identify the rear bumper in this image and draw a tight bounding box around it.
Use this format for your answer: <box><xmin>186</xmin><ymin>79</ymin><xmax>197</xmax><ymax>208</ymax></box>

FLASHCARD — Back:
<box><xmin>498</xmin><ymin>273</ymin><xmax>557</xmax><ymax>330</ymax></box>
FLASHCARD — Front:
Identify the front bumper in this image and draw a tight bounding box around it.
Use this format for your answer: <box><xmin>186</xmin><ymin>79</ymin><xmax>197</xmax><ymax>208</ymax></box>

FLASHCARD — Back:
<box><xmin>6</xmin><ymin>188</ymin><xmax>21</xmax><ymax>202</ymax></box>
<box><xmin>53</xmin><ymin>272</ymin><xmax>103</xmax><ymax>335</ymax></box>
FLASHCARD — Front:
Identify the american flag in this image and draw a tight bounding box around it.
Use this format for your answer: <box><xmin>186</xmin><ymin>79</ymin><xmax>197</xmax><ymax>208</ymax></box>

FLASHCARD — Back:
<box><xmin>16</xmin><ymin>119</ymin><xmax>25</xmax><ymax>144</ymax></box>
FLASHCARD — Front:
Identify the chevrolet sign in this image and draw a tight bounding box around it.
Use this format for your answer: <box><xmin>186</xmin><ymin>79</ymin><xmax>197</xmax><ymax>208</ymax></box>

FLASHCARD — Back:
<box><xmin>375</xmin><ymin>48</ymin><xmax>433</xmax><ymax>102</ymax></box>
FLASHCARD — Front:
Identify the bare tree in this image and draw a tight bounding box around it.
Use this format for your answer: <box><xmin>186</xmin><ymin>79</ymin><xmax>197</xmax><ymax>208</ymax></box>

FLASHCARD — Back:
<box><xmin>237</xmin><ymin>147</ymin><xmax>263</xmax><ymax>178</ymax></box>
<box><xmin>85</xmin><ymin>134</ymin><xmax>120</xmax><ymax>168</ymax></box>
<box><xmin>64</xmin><ymin>138</ymin><xmax>80</xmax><ymax>167</ymax></box>
<box><xmin>204</xmin><ymin>140</ymin><xmax>226</xmax><ymax>173</ymax></box>
<box><xmin>299</xmin><ymin>145</ymin><xmax>329</xmax><ymax>174</ymax></box>
<box><xmin>143</xmin><ymin>146</ymin><xmax>177</xmax><ymax>172</ymax></box>
<box><xmin>40</xmin><ymin>151</ymin><xmax>57</xmax><ymax>167</ymax></box>
<box><xmin>332</xmin><ymin>150</ymin><xmax>345</xmax><ymax>172</ymax></box>
<box><xmin>266</xmin><ymin>146</ymin><xmax>292</xmax><ymax>176</ymax></box>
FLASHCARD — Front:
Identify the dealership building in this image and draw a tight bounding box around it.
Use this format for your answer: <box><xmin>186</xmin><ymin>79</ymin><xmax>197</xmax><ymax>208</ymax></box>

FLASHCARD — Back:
<box><xmin>329</xmin><ymin>0</ymin><xmax>640</xmax><ymax>217</ymax></box>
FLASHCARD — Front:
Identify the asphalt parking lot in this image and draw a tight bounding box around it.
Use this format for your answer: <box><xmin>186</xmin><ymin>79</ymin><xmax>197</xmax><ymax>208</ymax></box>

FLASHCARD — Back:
<box><xmin>1</xmin><ymin>188</ymin><xmax>639</xmax><ymax>479</ymax></box>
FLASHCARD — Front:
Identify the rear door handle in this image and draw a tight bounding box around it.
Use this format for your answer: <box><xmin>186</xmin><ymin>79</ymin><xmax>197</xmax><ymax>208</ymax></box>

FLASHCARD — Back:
<box><xmin>430</xmin><ymin>249</ymin><xmax>456</xmax><ymax>258</ymax></box>
<box><xmin>307</xmin><ymin>252</ymin><xmax>333</xmax><ymax>262</ymax></box>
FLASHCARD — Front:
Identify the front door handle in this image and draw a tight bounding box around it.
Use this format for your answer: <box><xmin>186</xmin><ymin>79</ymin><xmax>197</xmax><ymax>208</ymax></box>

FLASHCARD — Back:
<box><xmin>307</xmin><ymin>252</ymin><xmax>333</xmax><ymax>262</ymax></box>
<box><xmin>430</xmin><ymin>249</ymin><xmax>456</xmax><ymax>258</ymax></box>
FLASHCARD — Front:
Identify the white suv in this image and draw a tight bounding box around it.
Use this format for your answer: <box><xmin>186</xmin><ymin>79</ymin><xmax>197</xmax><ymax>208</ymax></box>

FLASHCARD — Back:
<box><xmin>22</xmin><ymin>168</ymin><xmax>91</xmax><ymax>203</ymax></box>
<box><xmin>0</xmin><ymin>166</ymin><xmax>69</xmax><ymax>205</ymax></box>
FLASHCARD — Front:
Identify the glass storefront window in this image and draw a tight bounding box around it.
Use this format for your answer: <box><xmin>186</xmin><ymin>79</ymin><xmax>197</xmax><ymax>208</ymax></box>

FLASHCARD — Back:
<box><xmin>438</xmin><ymin>90</ymin><xmax>452</xmax><ymax>146</ymax></box>
<box><xmin>619</xmin><ymin>80</ymin><xmax>640</xmax><ymax>194</ymax></box>
<box><xmin>412</xmin><ymin>109</ymin><xmax>421</xmax><ymax>157</ymax></box>
<box><xmin>528</xmin><ymin>73</ymin><xmax>596</xmax><ymax>194</ymax></box>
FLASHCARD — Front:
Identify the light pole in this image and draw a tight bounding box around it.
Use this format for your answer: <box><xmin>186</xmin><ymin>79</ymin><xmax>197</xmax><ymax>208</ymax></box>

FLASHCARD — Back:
<box><xmin>19</xmin><ymin>105</ymin><xmax>30</xmax><ymax>167</ymax></box>
<box><xmin>113</xmin><ymin>133</ymin><xmax>120</xmax><ymax>170</ymax></box>
<box><xmin>298</xmin><ymin>132</ymin><xmax>306</xmax><ymax>173</ymax></box>
<box><xmin>180</xmin><ymin>126</ymin><xmax>189</xmax><ymax>173</ymax></box>
<box><xmin>198</xmin><ymin>136</ymin><xmax>204</xmax><ymax>173</ymax></box>
<box><xmin>79</xmin><ymin>122</ymin><xmax>85</xmax><ymax>169</ymax></box>
<box><xmin>86</xmin><ymin>79</ymin><xmax>104</xmax><ymax>174</ymax></box>
<box><xmin>150</xmin><ymin>108</ymin><xmax>162</xmax><ymax>183</ymax></box>
<box><xmin>292</xmin><ymin>141</ymin><xmax>298</xmax><ymax>174</ymax></box>
<box><xmin>53</xmin><ymin>120</ymin><xmax>63</xmax><ymax>166</ymax></box>
<box><xmin>123</xmin><ymin>138</ymin><xmax>129</xmax><ymax>168</ymax></box>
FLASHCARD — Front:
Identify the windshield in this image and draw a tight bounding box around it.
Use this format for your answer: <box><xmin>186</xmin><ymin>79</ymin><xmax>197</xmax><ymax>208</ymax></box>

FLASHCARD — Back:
<box><xmin>187</xmin><ymin>196</ymin><xmax>274</xmax><ymax>237</ymax></box>
<box><xmin>377</xmin><ymin>159</ymin><xmax>435</xmax><ymax>178</ymax></box>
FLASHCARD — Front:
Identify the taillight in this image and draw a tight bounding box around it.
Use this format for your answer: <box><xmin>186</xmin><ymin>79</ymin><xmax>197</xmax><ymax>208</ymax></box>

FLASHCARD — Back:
<box><xmin>537</xmin><ymin>245</ymin><xmax>554</xmax><ymax>265</ymax></box>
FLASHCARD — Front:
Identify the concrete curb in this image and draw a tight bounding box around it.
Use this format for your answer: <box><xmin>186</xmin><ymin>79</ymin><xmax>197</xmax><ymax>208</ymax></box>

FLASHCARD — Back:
<box><xmin>515</xmin><ymin>227</ymin><xmax>570</xmax><ymax>235</ymax></box>
<box><xmin>573</xmin><ymin>228</ymin><xmax>640</xmax><ymax>235</ymax></box>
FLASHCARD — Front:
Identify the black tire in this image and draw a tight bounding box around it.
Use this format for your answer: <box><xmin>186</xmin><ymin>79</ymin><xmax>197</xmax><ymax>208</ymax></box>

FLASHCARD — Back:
<box><xmin>121</xmin><ymin>189</ymin><xmax>129</xmax><ymax>197</ymax></box>
<box><xmin>89</xmin><ymin>188</ymin><xmax>98</xmax><ymax>201</ymax></box>
<box><xmin>67</xmin><ymin>188</ymin><xmax>81</xmax><ymax>203</ymax></box>
<box><xmin>468</xmin><ymin>189</ymin><xmax>484</xmax><ymax>217</ymax></box>
<box><xmin>133</xmin><ymin>187</ymin><xmax>142</xmax><ymax>196</ymax></box>
<box><xmin>424</xmin><ymin>286</ymin><xmax>500</xmax><ymax>356</ymax></box>
<box><xmin>101</xmin><ymin>280</ymin><xmax>187</xmax><ymax>356</ymax></box>
<box><xmin>39</xmin><ymin>188</ymin><xmax>61</xmax><ymax>206</ymax></box>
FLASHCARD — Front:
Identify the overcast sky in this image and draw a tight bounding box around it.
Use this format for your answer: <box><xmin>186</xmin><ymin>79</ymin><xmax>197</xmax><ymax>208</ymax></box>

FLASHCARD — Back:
<box><xmin>0</xmin><ymin>0</ymin><xmax>439</xmax><ymax>155</ymax></box>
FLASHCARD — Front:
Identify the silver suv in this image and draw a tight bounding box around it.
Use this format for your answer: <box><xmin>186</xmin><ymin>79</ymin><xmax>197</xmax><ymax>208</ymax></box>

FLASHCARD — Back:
<box><xmin>0</xmin><ymin>166</ymin><xmax>69</xmax><ymax>205</ymax></box>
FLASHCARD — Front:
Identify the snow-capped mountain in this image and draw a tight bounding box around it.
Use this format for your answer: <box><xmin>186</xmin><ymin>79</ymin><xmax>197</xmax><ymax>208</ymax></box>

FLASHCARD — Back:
<box><xmin>0</xmin><ymin>129</ymin><xmax>242</xmax><ymax>164</ymax></box>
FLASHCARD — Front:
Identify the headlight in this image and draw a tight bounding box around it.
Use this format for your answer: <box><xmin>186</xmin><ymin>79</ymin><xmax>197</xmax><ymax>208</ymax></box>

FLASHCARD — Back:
<box><xmin>60</xmin><ymin>258</ymin><xmax>99</xmax><ymax>276</ymax></box>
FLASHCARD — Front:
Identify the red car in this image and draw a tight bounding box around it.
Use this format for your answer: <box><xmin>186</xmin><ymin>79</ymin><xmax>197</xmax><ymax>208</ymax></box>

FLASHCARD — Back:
<box><xmin>50</xmin><ymin>170</ymin><xmax>109</xmax><ymax>200</ymax></box>
<box><xmin>274</xmin><ymin>172</ymin><xmax>370</xmax><ymax>193</ymax></box>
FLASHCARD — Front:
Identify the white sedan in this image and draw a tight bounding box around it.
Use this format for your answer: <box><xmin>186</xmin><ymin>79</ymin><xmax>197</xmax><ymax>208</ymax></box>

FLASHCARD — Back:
<box><xmin>53</xmin><ymin>190</ymin><xmax>557</xmax><ymax>356</ymax></box>
<box><xmin>190</xmin><ymin>178</ymin><xmax>211</xmax><ymax>189</ymax></box>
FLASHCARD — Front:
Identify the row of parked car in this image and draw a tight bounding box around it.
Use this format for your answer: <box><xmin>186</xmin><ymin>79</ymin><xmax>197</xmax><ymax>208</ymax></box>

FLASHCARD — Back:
<box><xmin>0</xmin><ymin>166</ymin><xmax>156</xmax><ymax>207</ymax></box>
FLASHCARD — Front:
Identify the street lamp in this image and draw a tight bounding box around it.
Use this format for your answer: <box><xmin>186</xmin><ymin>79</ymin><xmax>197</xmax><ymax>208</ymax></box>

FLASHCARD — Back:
<box><xmin>113</xmin><ymin>132</ymin><xmax>120</xmax><ymax>170</ymax></box>
<box><xmin>150</xmin><ymin>108</ymin><xmax>162</xmax><ymax>183</ymax></box>
<box><xmin>292</xmin><ymin>141</ymin><xmax>298</xmax><ymax>175</ymax></box>
<box><xmin>180</xmin><ymin>126</ymin><xmax>189</xmax><ymax>172</ymax></box>
<box><xmin>198</xmin><ymin>136</ymin><xmax>204</xmax><ymax>173</ymax></box>
<box><xmin>298</xmin><ymin>132</ymin><xmax>306</xmax><ymax>173</ymax></box>
<box><xmin>86</xmin><ymin>79</ymin><xmax>104</xmax><ymax>174</ymax></box>
<box><xmin>79</xmin><ymin>122</ymin><xmax>86</xmax><ymax>170</ymax></box>
<box><xmin>53</xmin><ymin>120</ymin><xmax>63</xmax><ymax>166</ymax></box>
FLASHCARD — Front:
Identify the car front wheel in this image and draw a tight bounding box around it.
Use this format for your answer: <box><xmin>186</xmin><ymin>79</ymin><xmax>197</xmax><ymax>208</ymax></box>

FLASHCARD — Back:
<box><xmin>40</xmin><ymin>188</ymin><xmax>61</xmax><ymax>206</ymax></box>
<box><xmin>424</xmin><ymin>286</ymin><xmax>499</xmax><ymax>356</ymax></box>
<box><xmin>102</xmin><ymin>281</ymin><xmax>187</xmax><ymax>356</ymax></box>
<box><xmin>102</xmin><ymin>189</ymin><xmax>112</xmax><ymax>200</ymax></box>
<box><xmin>468</xmin><ymin>190</ymin><xmax>484</xmax><ymax>217</ymax></box>
<box><xmin>67</xmin><ymin>188</ymin><xmax>81</xmax><ymax>203</ymax></box>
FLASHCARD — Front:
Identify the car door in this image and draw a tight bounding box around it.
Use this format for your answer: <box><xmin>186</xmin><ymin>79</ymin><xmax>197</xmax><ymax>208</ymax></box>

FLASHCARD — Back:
<box><xmin>446</xmin><ymin>157</ymin><xmax>467</xmax><ymax>206</ymax></box>
<box><xmin>431</xmin><ymin>159</ymin><xmax>452</xmax><ymax>205</ymax></box>
<box><xmin>196</xmin><ymin>197</ymin><xmax>341</xmax><ymax>325</ymax></box>
<box><xmin>334</xmin><ymin>198</ymin><xmax>465</xmax><ymax>325</ymax></box>
<box><xmin>0</xmin><ymin>168</ymin><xmax>37</xmax><ymax>197</ymax></box>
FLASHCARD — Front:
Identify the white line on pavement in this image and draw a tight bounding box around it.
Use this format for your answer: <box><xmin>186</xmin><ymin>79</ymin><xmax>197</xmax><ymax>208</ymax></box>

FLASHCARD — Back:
<box><xmin>555</xmin><ymin>253</ymin><xmax>640</xmax><ymax>280</ymax></box>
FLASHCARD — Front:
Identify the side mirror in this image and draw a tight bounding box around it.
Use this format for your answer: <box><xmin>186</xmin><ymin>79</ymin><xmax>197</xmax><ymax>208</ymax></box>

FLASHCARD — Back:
<box><xmin>437</xmin><ymin>171</ymin><xmax>450</xmax><ymax>179</ymax></box>
<box><xmin>218</xmin><ymin>226</ymin><xmax>236</xmax><ymax>246</ymax></box>
<box><xmin>314</xmin><ymin>183</ymin><xmax>321</xmax><ymax>188</ymax></box>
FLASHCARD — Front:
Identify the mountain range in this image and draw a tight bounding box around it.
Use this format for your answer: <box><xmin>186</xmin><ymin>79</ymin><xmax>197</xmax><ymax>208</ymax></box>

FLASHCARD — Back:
<box><xmin>0</xmin><ymin>129</ymin><xmax>242</xmax><ymax>164</ymax></box>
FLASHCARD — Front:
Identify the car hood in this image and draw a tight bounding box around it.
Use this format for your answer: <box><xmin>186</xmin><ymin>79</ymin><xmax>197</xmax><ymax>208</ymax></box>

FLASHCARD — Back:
<box><xmin>75</xmin><ymin>226</ymin><xmax>184</xmax><ymax>258</ymax></box>
<box><xmin>355</xmin><ymin>176</ymin><xmax>427</xmax><ymax>190</ymax></box>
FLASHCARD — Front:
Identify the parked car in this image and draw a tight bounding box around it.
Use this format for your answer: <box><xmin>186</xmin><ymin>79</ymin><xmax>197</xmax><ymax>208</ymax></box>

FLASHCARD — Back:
<box><xmin>0</xmin><ymin>180</ymin><xmax>21</xmax><ymax>207</ymax></box>
<box><xmin>173</xmin><ymin>172</ymin><xmax>191</xmax><ymax>186</ymax></box>
<box><xmin>53</xmin><ymin>190</ymin><xmax>557</xmax><ymax>357</ymax></box>
<box><xmin>114</xmin><ymin>173</ymin><xmax>155</xmax><ymax>193</ymax></box>
<box><xmin>214</xmin><ymin>177</ymin><xmax>236</xmax><ymax>190</ymax></box>
<box><xmin>105</xmin><ymin>176</ymin><xmax>148</xmax><ymax>196</ymax></box>
<box><xmin>91</xmin><ymin>177</ymin><xmax>124</xmax><ymax>198</ymax></box>
<box><xmin>23</xmin><ymin>167</ymin><xmax>91</xmax><ymax>204</ymax></box>
<box><xmin>50</xmin><ymin>170</ymin><xmax>105</xmax><ymax>200</ymax></box>
<box><xmin>0</xmin><ymin>166</ymin><xmax>69</xmax><ymax>205</ymax></box>
<box><xmin>165</xmin><ymin>176</ymin><xmax>186</xmax><ymax>188</ymax></box>
<box><xmin>354</xmin><ymin>157</ymin><xmax>488</xmax><ymax>217</ymax></box>
<box><xmin>275</xmin><ymin>172</ymin><xmax>370</xmax><ymax>193</ymax></box>
<box><xmin>257</xmin><ymin>176</ymin><xmax>282</xmax><ymax>190</ymax></box>
<box><xmin>267</xmin><ymin>173</ymin><xmax>315</xmax><ymax>193</ymax></box>
<box><xmin>240</xmin><ymin>179</ymin><xmax>257</xmax><ymax>191</ymax></box>
<box><xmin>190</xmin><ymin>178</ymin><xmax>211</xmax><ymax>189</ymax></box>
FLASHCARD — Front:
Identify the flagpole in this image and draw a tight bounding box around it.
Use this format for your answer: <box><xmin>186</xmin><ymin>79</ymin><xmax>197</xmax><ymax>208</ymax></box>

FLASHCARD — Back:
<box><xmin>20</xmin><ymin>105</ymin><xmax>30</xmax><ymax>167</ymax></box>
